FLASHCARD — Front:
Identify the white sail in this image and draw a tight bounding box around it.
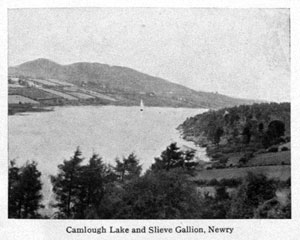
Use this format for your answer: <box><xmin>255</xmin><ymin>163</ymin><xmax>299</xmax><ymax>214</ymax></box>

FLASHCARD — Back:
<box><xmin>140</xmin><ymin>99</ymin><xmax>144</xmax><ymax>111</ymax></box>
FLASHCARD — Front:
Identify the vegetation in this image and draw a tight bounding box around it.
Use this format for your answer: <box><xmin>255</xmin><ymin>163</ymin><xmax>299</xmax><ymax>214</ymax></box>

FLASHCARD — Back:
<box><xmin>151</xmin><ymin>142</ymin><xmax>197</xmax><ymax>171</ymax></box>
<box><xmin>50</xmin><ymin>147</ymin><xmax>84</xmax><ymax>218</ymax></box>
<box><xmin>114</xmin><ymin>153</ymin><xmax>142</xmax><ymax>182</ymax></box>
<box><xmin>8</xmin><ymin>141</ymin><xmax>291</xmax><ymax>219</ymax></box>
<box><xmin>178</xmin><ymin>102</ymin><xmax>291</xmax><ymax>177</ymax></box>
<box><xmin>227</xmin><ymin>173</ymin><xmax>277</xmax><ymax>218</ymax></box>
<box><xmin>180</xmin><ymin>102</ymin><xmax>290</xmax><ymax>146</ymax></box>
<box><xmin>108</xmin><ymin>169</ymin><xmax>203</xmax><ymax>219</ymax></box>
<box><xmin>8</xmin><ymin>160</ymin><xmax>43</xmax><ymax>218</ymax></box>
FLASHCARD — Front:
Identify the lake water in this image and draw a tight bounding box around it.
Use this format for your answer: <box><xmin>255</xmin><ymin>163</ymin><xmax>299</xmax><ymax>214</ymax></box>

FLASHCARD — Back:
<box><xmin>8</xmin><ymin>105</ymin><xmax>208</xmax><ymax>214</ymax></box>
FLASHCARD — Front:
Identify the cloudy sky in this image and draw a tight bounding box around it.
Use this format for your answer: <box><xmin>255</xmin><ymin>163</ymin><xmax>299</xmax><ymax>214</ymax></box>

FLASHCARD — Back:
<box><xmin>8</xmin><ymin>8</ymin><xmax>290</xmax><ymax>102</ymax></box>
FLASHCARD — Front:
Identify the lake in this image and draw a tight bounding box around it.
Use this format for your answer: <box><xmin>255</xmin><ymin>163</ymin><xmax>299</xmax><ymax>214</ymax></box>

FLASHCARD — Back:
<box><xmin>8</xmin><ymin>105</ymin><xmax>208</xmax><ymax>214</ymax></box>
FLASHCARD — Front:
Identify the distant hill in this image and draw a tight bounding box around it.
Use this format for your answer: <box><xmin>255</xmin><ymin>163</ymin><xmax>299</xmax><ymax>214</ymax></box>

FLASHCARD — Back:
<box><xmin>9</xmin><ymin>58</ymin><xmax>257</xmax><ymax>108</ymax></box>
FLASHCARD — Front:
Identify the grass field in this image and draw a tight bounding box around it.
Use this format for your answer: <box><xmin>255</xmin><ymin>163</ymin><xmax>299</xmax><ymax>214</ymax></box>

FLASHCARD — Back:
<box><xmin>80</xmin><ymin>89</ymin><xmax>117</xmax><ymax>101</ymax></box>
<box><xmin>191</xmin><ymin>165</ymin><xmax>290</xmax><ymax>181</ymax></box>
<box><xmin>249</xmin><ymin>151</ymin><xmax>290</xmax><ymax>166</ymax></box>
<box><xmin>31</xmin><ymin>79</ymin><xmax>59</xmax><ymax>86</ymax></box>
<box><xmin>8</xmin><ymin>95</ymin><xmax>39</xmax><ymax>104</ymax></box>
<box><xmin>47</xmin><ymin>79</ymin><xmax>75</xmax><ymax>86</ymax></box>
<box><xmin>39</xmin><ymin>88</ymin><xmax>78</xmax><ymax>100</ymax></box>
<box><xmin>225</xmin><ymin>150</ymin><xmax>290</xmax><ymax>167</ymax></box>
<box><xmin>68</xmin><ymin>92</ymin><xmax>95</xmax><ymax>99</ymax></box>
<box><xmin>9</xmin><ymin>87</ymin><xmax>62</xmax><ymax>100</ymax></box>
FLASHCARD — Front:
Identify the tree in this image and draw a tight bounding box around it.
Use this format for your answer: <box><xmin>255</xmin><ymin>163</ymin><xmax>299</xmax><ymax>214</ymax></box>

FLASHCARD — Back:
<box><xmin>8</xmin><ymin>160</ymin><xmax>43</xmax><ymax>218</ymax></box>
<box><xmin>262</xmin><ymin>120</ymin><xmax>285</xmax><ymax>148</ymax></box>
<box><xmin>200</xmin><ymin>186</ymin><xmax>231</xmax><ymax>219</ymax></box>
<box><xmin>151</xmin><ymin>143</ymin><xmax>184</xmax><ymax>171</ymax></box>
<box><xmin>151</xmin><ymin>143</ymin><xmax>197</xmax><ymax>171</ymax></box>
<box><xmin>114</xmin><ymin>153</ymin><xmax>142</xmax><ymax>182</ymax></box>
<box><xmin>227</xmin><ymin>173</ymin><xmax>276</xmax><ymax>218</ymax></box>
<box><xmin>242</xmin><ymin>124</ymin><xmax>252</xmax><ymax>144</ymax></box>
<box><xmin>51</xmin><ymin>149</ymin><xmax>119</xmax><ymax>219</ymax></box>
<box><xmin>8</xmin><ymin>160</ymin><xmax>20</xmax><ymax>218</ymax></box>
<box><xmin>74</xmin><ymin>153</ymin><xmax>107</xmax><ymax>218</ymax></box>
<box><xmin>268</xmin><ymin>120</ymin><xmax>285</xmax><ymax>139</ymax></box>
<box><xmin>51</xmin><ymin>147</ymin><xmax>84</xmax><ymax>218</ymax></box>
<box><xmin>213</xmin><ymin>127</ymin><xmax>224</xmax><ymax>145</ymax></box>
<box><xmin>112</xmin><ymin>169</ymin><xmax>203</xmax><ymax>219</ymax></box>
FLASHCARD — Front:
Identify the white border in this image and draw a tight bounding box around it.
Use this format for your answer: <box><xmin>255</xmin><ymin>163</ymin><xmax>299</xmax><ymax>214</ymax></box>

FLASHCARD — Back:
<box><xmin>1</xmin><ymin>0</ymin><xmax>300</xmax><ymax>239</ymax></box>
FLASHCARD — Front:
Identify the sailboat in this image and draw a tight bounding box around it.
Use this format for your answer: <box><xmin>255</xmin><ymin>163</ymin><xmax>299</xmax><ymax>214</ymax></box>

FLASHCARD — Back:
<box><xmin>140</xmin><ymin>99</ymin><xmax>144</xmax><ymax>111</ymax></box>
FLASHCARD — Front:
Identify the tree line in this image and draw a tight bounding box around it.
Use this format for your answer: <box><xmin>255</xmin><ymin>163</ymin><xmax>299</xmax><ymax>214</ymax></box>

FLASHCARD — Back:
<box><xmin>9</xmin><ymin>143</ymin><xmax>290</xmax><ymax>219</ymax></box>
<box><xmin>179</xmin><ymin>102</ymin><xmax>290</xmax><ymax>148</ymax></box>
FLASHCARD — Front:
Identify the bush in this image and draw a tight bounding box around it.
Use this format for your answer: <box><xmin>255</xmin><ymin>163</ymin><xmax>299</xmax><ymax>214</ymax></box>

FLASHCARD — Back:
<box><xmin>227</xmin><ymin>173</ymin><xmax>276</xmax><ymax>218</ymax></box>
<box><xmin>219</xmin><ymin>178</ymin><xmax>242</xmax><ymax>188</ymax></box>
<box><xmin>268</xmin><ymin>147</ymin><xmax>278</xmax><ymax>153</ymax></box>
<box><xmin>111</xmin><ymin>169</ymin><xmax>203</xmax><ymax>219</ymax></box>
<box><xmin>207</xmin><ymin>178</ymin><xmax>219</xmax><ymax>186</ymax></box>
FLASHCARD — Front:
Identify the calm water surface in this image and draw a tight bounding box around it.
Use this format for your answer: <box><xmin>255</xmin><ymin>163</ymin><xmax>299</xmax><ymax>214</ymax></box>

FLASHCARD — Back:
<box><xmin>9</xmin><ymin>105</ymin><xmax>208</xmax><ymax>213</ymax></box>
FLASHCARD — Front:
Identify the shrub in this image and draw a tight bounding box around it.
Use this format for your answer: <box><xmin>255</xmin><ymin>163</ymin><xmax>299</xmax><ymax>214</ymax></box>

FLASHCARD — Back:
<box><xmin>268</xmin><ymin>147</ymin><xmax>278</xmax><ymax>153</ymax></box>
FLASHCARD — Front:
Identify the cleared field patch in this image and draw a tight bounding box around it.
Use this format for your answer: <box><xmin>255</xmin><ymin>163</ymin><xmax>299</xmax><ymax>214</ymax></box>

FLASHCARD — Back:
<box><xmin>38</xmin><ymin>88</ymin><xmax>78</xmax><ymax>100</ymax></box>
<box><xmin>249</xmin><ymin>151</ymin><xmax>290</xmax><ymax>166</ymax></box>
<box><xmin>9</xmin><ymin>87</ymin><xmax>62</xmax><ymax>100</ymax></box>
<box><xmin>63</xmin><ymin>86</ymin><xmax>79</xmax><ymax>92</ymax></box>
<box><xmin>80</xmin><ymin>89</ymin><xmax>117</xmax><ymax>101</ymax></box>
<box><xmin>8</xmin><ymin>95</ymin><xmax>39</xmax><ymax>104</ymax></box>
<box><xmin>67</xmin><ymin>92</ymin><xmax>95</xmax><ymax>99</ymax></box>
<box><xmin>31</xmin><ymin>79</ymin><xmax>59</xmax><ymax>86</ymax></box>
<box><xmin>191</xmin><ymin>165</ymin><xmax>290</xmax><ymax>181</ymax></box>
<box><xmin>47</xmin><ymin>79</ymin><xmax>75</xmax><ymax>86</ymax></box>
<box><xmin>8</xmin><ymin>84</ymin><xmax>24</xmax><ymax>88</ymax></box>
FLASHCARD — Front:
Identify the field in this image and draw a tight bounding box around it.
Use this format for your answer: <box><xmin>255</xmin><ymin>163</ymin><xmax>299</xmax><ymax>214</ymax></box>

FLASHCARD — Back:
<box><xmin>9</xmin><ymin>87</ymin><xmax>62</xmax><ymax>100</ymax></box>
<box><xmin>31</xmin><ymin>79</ymin><xmax>59</xmax><ymax>86</ymax></box>
<box><xmin>191</xmin><ymin>165</ymin><xmax>290</xmax><ymax>181</ymax></box>
<box><xmin>8</xmin><ymin>84</ymin><xmax>24</xmax><ymax>88</ymax></box>
<box><xmin>225</xmin><ymin>151</ymin><xmax>291</xmax><ymax>167</ymax></box>
<box><xmin>80</xmin><ymin>89</ymin><xmax>117</xmax><ymax>101</ymax></box>
<box><xmin>8</xmin><ymin>95</ymin><xmax>39</xmax><ymax>104</ymax></box>
<box><xmin>248</xmin><ymin>151</ymin><xmax>290</xmax><ymax>166</ymax></box>
<box><xmin>38</xmin><ymin>88</ymin><xmax>78</xmax><ymax>100</ymax></box>
<box><xmin>47</xmin><ymin>79</ymin><xmax>75</xmax><ymax>86</ymax></box>
<box><xmin>196</xmin><ymin>185</ymin><xmax>290</xmax><ymax>205</ymax></box>
<box><xmin>68</xmin><ymin>92</ymin><xmax>95</xmax><ymax>99</ymax></box>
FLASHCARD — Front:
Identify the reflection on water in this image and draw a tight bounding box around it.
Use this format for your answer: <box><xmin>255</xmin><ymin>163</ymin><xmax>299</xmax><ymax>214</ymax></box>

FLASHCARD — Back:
<box><xmin>9</xmin><ymin>105</ymin><xmax>208</xmax><ymax>213</ymax></box>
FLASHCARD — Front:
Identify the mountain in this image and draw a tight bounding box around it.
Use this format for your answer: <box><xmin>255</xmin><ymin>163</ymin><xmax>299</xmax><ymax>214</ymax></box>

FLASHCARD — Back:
<box><xmin>9</xmin><ymin>58</ymin><xmax>257</xmax><ymax>108</ymax></box>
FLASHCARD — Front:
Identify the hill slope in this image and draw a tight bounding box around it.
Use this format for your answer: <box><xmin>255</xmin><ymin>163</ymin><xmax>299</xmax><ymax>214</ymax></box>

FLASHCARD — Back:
<box><xmin>9</xmin><ymin>58</ymin><xmax>256</xmax><ymax>108</ymax></box>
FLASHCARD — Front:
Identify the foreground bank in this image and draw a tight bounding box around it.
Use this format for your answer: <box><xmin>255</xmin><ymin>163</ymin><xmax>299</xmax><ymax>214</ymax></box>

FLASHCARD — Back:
<box><xmin>9</xmin><ymin>141</ymin><xmax>291</xmax><ymax>219</ymax></box>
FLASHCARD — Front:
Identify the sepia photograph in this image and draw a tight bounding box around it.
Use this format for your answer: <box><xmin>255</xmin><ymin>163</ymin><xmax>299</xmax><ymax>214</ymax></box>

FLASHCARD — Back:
<box><xmin>6</xmin><ymin>7</ymin><xmax>292</xmax><ymax>221</ymax></box>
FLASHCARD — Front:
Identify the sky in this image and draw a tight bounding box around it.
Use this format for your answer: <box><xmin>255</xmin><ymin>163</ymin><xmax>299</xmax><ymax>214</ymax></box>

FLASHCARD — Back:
<box><xmin>8</xmin><ymin>8</ymin><xmax>290</xmax><ymax>102</ymax></box>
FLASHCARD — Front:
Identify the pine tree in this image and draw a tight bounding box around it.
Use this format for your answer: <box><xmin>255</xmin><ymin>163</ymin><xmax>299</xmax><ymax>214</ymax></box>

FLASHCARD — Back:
<box><xmin>8</xmin><ymin>160</ymin><xmax>21</xmax><ymax>218</ymax></box>
<box><xmin>151</xmin><ymin>143</ymin><xmax>197</xmax><ymax>171</ymax></box>
<box><xmin>114</xmin><ymin>153</ymin><xmax>142</xmax><ymax>182</ymax></box>
<box><xmin>51</xmin><ymin>147</ymin><xmax>83</xmax><ymax>218</ymax></box>
<box><xmin>152</xmin><ymin>143</ymin><xmax>183</xmax><ymax>171</ymax></box>
<box><xmin>8</xmin><ymin>160</ymin><xmax>43</xmax><ymax>218</ymax></box>
<box><xmin>75</xmin><ymin>154</ymin><xmax>107</xmax><ymax>218</ymax></box>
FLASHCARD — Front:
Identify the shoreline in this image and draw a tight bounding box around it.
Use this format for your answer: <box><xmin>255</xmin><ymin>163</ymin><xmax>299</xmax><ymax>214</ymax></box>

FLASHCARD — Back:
<box><xmin>8</xmin><ymin>105</ymin><xmax>54</xmax><ymax>115</ymax></box>
<box><xmin>8</xmin><ymin>103</ymin><xmax>209</xmax><ymax>115</ymax></box>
